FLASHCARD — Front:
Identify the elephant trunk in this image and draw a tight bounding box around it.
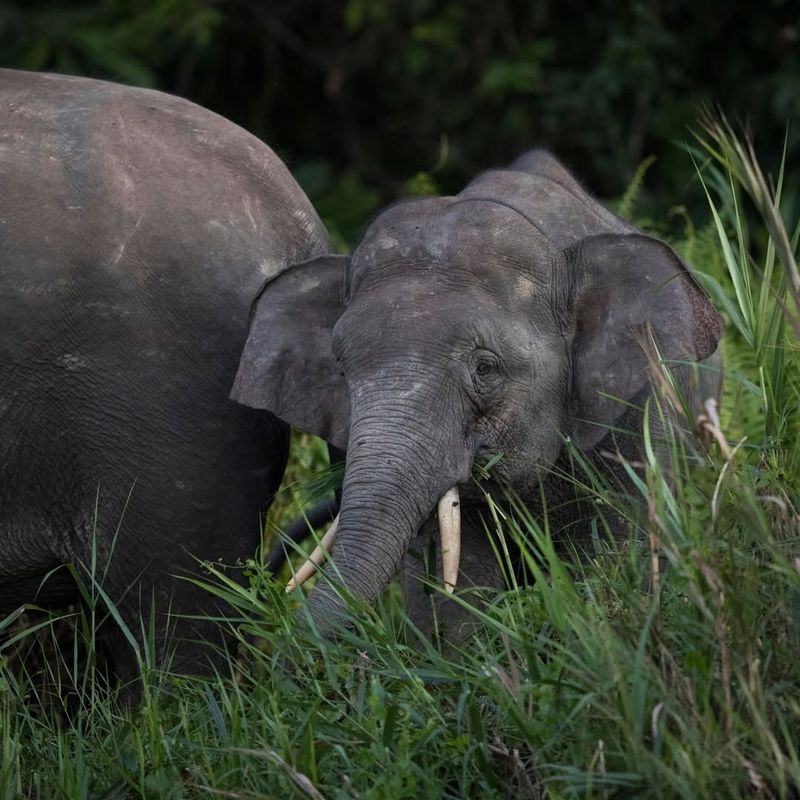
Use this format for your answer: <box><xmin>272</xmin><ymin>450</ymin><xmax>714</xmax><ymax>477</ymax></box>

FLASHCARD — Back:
<box><xmin>303</xmin><ymin>392</ymin><xmax>470</xmax><ymax>629</ymax></box>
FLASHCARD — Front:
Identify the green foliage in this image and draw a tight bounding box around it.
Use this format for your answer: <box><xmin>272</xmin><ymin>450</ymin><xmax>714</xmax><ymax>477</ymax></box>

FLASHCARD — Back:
<box><xmin>478</xmin><ymin>41</ymin><xmax>553</xmax><ymax>98</ymax></box>
<box><xmin>267</xmin><ymin>429</ymin><xmax>334</xmax><ymax>539</ymax></box>
<box><xmin>687</xmin><ymin>115</ymin><xmax>800</xmax><ymax>475</ymax></box>
<box><xmin>615</xmin><ymin>155</ymin><xmax>657</xmax><ymax>220</ymax></box>
<box><xmin>0</xmin><ymin>0</ymin><xmax>220</xmax><ymax>87</ymax></box>
<box><xmin>404</xmin><ymin>171</ymin><xmax>440</xmax><ymax>198</ymax></box>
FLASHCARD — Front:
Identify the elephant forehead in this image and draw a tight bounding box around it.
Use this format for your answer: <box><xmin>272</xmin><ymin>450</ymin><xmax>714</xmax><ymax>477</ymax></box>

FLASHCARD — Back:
<box><xmin>342</xmin><ymin>279</ymin><xmax>493</xmax><ymax>330</ymax></box>
<box><xmin>351</xmin><ymin>196</ymin><xmax>556</xmax><ymax>292</ymax></box>
<box><xmin>335</xmin><ymin>277</ymin><xmax>557</xmax><ymax>363</ymax></box>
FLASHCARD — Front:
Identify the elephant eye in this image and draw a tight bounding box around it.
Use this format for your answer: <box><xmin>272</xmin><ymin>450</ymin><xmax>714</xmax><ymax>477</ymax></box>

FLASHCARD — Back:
<box><xmin>471</xmin><ymin>351</ymin><xmax>502</xmax><ymax>393</ymax></box>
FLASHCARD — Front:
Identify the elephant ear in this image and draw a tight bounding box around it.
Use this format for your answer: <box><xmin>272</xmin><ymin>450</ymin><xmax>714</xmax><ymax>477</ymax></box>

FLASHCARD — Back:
<box><xmin>230</xmin><ymin>254</ymin><xmax>350</xmax><ymax>450</ymax></box>
<box><xmin>568</xmin><ymin>233</ymin><xmax>724</xmax><ymax>450</ymax></box>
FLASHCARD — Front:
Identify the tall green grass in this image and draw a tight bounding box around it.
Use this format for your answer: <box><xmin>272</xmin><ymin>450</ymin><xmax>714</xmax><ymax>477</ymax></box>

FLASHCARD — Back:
<box><xmin>2</xmin><ymin>119</ymin><xmax>798</xmax><ymax>798</ymax></box>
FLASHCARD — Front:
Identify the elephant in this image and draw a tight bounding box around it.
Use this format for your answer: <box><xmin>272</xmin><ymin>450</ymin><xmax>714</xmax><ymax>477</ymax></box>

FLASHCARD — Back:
<box><xmin>232</xmin><ymin>149</ymin><xmax>725</xmax><ymax>637</ymax></box>
<box><xmin>0</xmin><ymin>69</ymin><xmax>332</xmax><ymax>684</ymax></box>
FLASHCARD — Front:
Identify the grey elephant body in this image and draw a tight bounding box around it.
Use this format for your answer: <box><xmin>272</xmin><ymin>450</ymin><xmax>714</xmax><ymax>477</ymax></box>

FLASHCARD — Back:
<box><xmin>233</xmin><ymin>150</ymin><xmax>724</xmax><ymax>636</ymax></box>
<box><xmin>0</xmin><ymin>70</ymin><xmax>330</xmax><ymax>679</ymax></box>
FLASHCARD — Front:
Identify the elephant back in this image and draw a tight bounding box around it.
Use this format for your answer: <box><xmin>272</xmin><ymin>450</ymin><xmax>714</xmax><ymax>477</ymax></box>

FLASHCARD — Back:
<box><xmin>458</xmin><ymin>149</ymin><xmax>634</xmax><ymax>251</ymax></box>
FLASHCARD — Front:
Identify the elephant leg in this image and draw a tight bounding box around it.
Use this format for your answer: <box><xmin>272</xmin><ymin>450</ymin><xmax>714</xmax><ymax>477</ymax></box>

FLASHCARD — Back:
<box><xmin>65</xmin><ymin>408</ymin><xmax>290</xmax><ymax>690</ymax></box>
<box><xmin>400</xmin><ymin>508</ymin><xmax>505</xmax><ymax>644</ymax></box>
<box><xmin>0</xmin><ymin>515</ymin><xmax>82</xmax><ymax>619</ymax></box>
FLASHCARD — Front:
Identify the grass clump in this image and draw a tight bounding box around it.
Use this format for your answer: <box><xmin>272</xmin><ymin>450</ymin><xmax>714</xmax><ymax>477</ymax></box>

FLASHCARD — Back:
<box><xmin>2</xmin><ymin>118</ymin><xmax>799</xmax><ymax>798</ymax></box>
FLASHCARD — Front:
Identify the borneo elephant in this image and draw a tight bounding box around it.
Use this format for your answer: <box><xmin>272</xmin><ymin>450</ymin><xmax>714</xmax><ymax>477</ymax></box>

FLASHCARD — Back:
<box><xmin>0</xmin><ymin>69</ymin><xmax>332</xmax><ymax>683</ymax></box>
<box><xmin>232</xmin><ymin>149</ymin><xmax>725</xmax><ymax>636</ymax></box>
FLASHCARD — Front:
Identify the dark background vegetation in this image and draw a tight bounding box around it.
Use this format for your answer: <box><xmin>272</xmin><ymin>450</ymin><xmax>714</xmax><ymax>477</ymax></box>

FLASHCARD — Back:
<box><xmin>1</xmin><ymin>0</ymin><xmax>797</xmax><ymax>246</ymax></box>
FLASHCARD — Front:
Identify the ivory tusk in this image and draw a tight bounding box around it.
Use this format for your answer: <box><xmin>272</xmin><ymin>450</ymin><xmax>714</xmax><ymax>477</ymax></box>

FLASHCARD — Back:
<box><xmin>437</xmin><ymin>486</ymin><xmax>461</xmax><ymax>593</ymax></box>
<box><xmin>286</xmin><ymin>515</ymin><xmax>339</xmax><ymax>592</ymax></box>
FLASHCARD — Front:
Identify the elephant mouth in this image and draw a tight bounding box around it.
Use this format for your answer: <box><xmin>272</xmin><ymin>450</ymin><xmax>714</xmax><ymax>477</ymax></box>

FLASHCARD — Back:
<box><xmin>286</xmin><ymin>485</ymin><xmax>463</xmax><ymax>594</ymax></box>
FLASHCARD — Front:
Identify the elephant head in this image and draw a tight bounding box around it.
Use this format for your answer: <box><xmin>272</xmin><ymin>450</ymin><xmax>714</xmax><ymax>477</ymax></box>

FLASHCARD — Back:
<box><xmin>231</xmin><ymin>150</ymin><xmax>724</xmax><ymax>627</ymax></box>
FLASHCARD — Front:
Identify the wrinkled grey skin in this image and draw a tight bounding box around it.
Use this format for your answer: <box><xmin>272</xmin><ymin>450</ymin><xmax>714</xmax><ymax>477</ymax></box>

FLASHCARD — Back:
<box><xmin>233</xmin><ymin>150</ymin><xmax>724</xmax><ymax>636</ymax></box>
<box><xmin>0</xmin><ymin>70</ymin><xmax>330</xmax><ymax>682</ymax></box>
